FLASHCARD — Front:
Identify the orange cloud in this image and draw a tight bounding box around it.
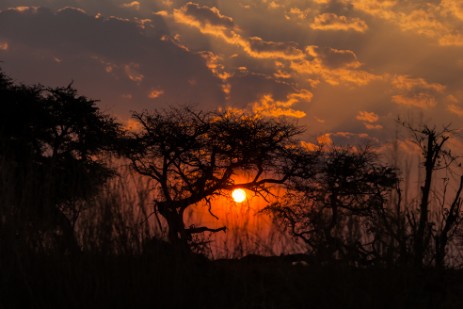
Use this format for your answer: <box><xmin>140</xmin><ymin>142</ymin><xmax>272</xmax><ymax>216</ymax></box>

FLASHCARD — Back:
<box><xmin>148</xmin><ymin>88</ymin><xmax>164</xmax><ymax>99</ymax></box>
<box><xmin>0</xmin><ymin>41</ymin><xmax>8</xmax><ymax>51</ymax></box>
<box><xmin>356</xmin><ymin>111</ymin><xmax>379</xmax><ymax>123</ymax></box>
<box><xmin>391</xmin><ymin>75</ymin><xmax>446</xmax><ymax>92</ymax></box>
<box><xmin>356</xmin><ymin>111</ymin><xmax>384</xmax><ymax>130</ymax></box>
<box><xmin>252</xmin><ymin>90</ymin><xmax>312</xmax><ymax>118</ymax></box>
<box><xmin>391</xmin><ymin>75</ymin><xmax>445</xmax><ymax>109</ymax></box>
<box><xmin>441</xmin><ymin>0</ymin><xmax>463</xmax><ymax>21</ymax></box>
<box><xmin>7</xmin><ymin>6</ymin><xmax>38</xmax><ymax>13</ymax></box>
<box><xmin>352</xmin><ymin>0</ymin><xmax>463</xmax><ymax>47</ymax></box>
<box><xmin>171</xmin><ymin>3</ymin><xmax>305</xmax><ymax>61</ymax></box>
<box><xmin>290</xmin><ymin>46</ymin><xmax>379</xmax><ymax>86</ymax></box>
<box><xmin>310</xmin><ymin>13</ymin><xmax>368</xmax><ymax>32</ymax></box>
<box><xmin>439</xmin><ymin>34</ymin><xmax>463</xmax><ymax>47</ymax></box>
<box><xmin>124</xmin><ymin>63</ymin><xmax>143</xmax><ymax>82</ymax></box>
<box><xmin>121</xmin><ymin>1</ymin><xmax>141</xmax><ymax>10</ymax></box>
<box><xmin>352</xmin><ymin>0</ymin><xmax>398</xmax><ymax>20</ymax></box>
<box><xmin>200</xmin><ymin>51</ymin><xmax>232</xmax><ymax>98</ymax></box>
<box><xmin>392</xmin><ymin>93</ymin><xmax>437</xmax><ymax>109</ymax></box>
<box><xmin>448</xmin><ymin>103</ymin><xmax>463</xmax><ymax>117</ymax></box>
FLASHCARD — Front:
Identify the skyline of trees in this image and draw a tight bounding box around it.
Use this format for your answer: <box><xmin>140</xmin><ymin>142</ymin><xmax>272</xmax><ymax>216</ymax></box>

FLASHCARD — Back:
<box><xmin>1</xmin><ymin>67</ymin><xmax>463</xmax><ymax>269</ymax></box>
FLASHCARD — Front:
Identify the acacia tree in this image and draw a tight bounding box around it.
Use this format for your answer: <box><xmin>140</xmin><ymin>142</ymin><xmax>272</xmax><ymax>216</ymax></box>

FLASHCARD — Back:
<box><xmin>126</xmin><ymin>107</ymin><xmax>309</xmax><ymax>251</ymax></box>
<box><xmin>265</xmin><ymin>146</ymin><xmax>398</xmax><ymax>265</ymax></box>
<box><xmin>0</xmin><ymin>70</ymin><xmax>121</xmax><ymax>253</ymax></box>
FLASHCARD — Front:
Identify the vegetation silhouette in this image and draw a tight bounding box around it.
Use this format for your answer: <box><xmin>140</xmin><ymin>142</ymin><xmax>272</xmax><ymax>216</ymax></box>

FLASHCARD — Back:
<box><xmin>1</xmin><ymin>68</ymin><xmax>463</xmax><ymax>308</ymax></box>
<box><xmin>124</xmin><ymin>107</ymin><xmax>310</xmax><ymax>252</ymax></box>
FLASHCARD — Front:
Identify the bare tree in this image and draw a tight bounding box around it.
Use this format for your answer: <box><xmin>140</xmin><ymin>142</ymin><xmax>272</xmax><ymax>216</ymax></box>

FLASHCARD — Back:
<box><xmin>125</xmin><ymin>107</ymin><xmax>308</xmax><ymax>251</ymax></box>
<box><xmin>402</xmin><ymin>124</ymin><xmax>463</xmax><ymax>268</ymax></box>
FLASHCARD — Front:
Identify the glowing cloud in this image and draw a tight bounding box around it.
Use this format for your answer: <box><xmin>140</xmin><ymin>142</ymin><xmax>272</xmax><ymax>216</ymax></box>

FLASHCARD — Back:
<box><xmin>0</xmin><ymin>41</ymin><xmax>8</xmax><ymax>50</ymax></box>
<box><xmin>356</xmin><ymin>111</ymin><xmax>379</xmax><ymax>123</ymax></box>
<box><xmin>448</xmin><ymin>104</ymin><xmax>463</xmax><ymax>117</ymax></box>
<box><xmin>171</xmin><ymin>3</ymin><xmax>304</xmax><ymax>60</ymax></box>
<box><xmin>121</xmin><ymin>1</ymin><xmax>141</xmax><ymax>10</ymax></box>
<box><xmin>311</xmin><ymin>13</ymin><xmax>368</xmax><ymax>32</ymax></box>
<box><xmin>124</xmin><ymin>63</ymin><xmax>144</xmax><ymax>83</ymax></box>
<box><xmin>392</xmin><ymin>93</ymin><xmax>437</xmax><ymax>109</ymax></box>
<box><xmin>148</xmin><ymin>88</ymin><xmax>165</xmax><ymax>99</ymax></box>
<box><xmin>252</xmin><ymin>90</ymin><xmax>312</xmax><ymax>118</ymax></box>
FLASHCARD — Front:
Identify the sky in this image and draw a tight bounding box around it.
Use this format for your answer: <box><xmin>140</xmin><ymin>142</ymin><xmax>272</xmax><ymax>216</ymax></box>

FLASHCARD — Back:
<box><xmin>1</xmin><ymin>0</ymin><xmax>463</xmax><ymax>146</ymax></box>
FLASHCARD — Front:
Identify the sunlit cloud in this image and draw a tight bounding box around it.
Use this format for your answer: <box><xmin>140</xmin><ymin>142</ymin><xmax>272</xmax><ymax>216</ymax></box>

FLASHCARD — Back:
<box><xmin>310</xmin><ymin>13</ymin><xmax>368</xmax><ymax>32</ymax></box>
<box><xmin>441</xmin><ymin>0</ymin><xmax>463</xmax><ymax>21</ymax></box>
<box><xmin>252</xmin><ymin>90</ymin><xmax>312</xmax><ymax>118</ymax></box>
<box><xmin>121</xmin><ymin>1</ymin><xmax>141</xmax><ymax>10</ymax></box>
<box><xmin>351</xmin><ymin>0</ymin><xmax>397</xmax><ymax>20</ymax></box>
<box><xmin>148</xmin><ymin>88</ymin><xmax>164</xmax><ymax>99</ymax></box>
<box><xmin>0</xmin><ymin>41</ymin><xmax>8</xmax><ymax>50</ymax></box>
<box><xmin>285</xmin><ymin>7</ymin><xmax>308</xmax><ymax>20</ymax></box>
<box><xmin>171</xmin><ymin>3</ymin><xmax>305</xmax><ymax>60</ymax></box>
<box><xmin>200</xmin><ymin>51</ymin><xmax>232</xmax><ymax>98</ymax></box>
<box><xmin>391</xmin><ymin>75</ymin><xmax>446</xmax><ymax>93</ymax></box>
<box><xmin>6</xmin><ymin>6</ymin><xmax>38</xmax><ymax>13</ymax></box>
<box><xmin>392</xmin><ymin>93</ymin><xmax>437</xmax><ymax>109</ymax></box>
<box><xmin>390</xmin><ymin>75</ymin><xmax>445</xmax><ymax>109</ymax></box>
<box><xmin>124</xmin><ymin>63</ymin><xmax>144</xmax><ymax>83</ymax></box>
<box><xmin>351</xmin><ymin>0</ymin><xmax>463</xmax><ymax>46</ymax></box>
<box><xmin>439</xmin><ymin>34</ymin><xmax>463</xmax><ymax>47</ymax></box>
<box><xmin>448</xmin><ymin>103</ymin><xmax>463</xmax><ymax>117</ymax></box>
<box><xmin>356</xmin><ymin>111</ymin><xmax>379</xmax><ymax>123</ymax></box>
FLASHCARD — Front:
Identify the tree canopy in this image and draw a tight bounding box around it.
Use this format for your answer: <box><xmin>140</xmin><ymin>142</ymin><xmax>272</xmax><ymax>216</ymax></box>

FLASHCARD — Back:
<box><xmin>126</xmin><ymin>107</ymin><xmax>310</xmax><ymax>250</ymax></box>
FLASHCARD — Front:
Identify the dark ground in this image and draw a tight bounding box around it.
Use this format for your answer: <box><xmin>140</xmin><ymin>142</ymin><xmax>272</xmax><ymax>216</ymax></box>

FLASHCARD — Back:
<box><xmin>2</xmin><ymin>251</ymin><xmax>463</xmax><ymax>309</ymax></box>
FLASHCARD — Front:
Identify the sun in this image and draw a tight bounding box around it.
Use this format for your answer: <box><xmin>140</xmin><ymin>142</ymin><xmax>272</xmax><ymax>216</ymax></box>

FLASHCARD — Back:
<box><xmin>231</xmin><ymin>188</ymin><xmax>246</xmax><ymax>203</ymax></box>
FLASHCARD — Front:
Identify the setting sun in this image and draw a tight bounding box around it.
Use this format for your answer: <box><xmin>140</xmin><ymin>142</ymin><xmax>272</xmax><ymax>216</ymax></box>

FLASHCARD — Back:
<box><xmin>232</xmin><ymin>188</ymin><xmax>246</xmax><ymax>203</ymax></box>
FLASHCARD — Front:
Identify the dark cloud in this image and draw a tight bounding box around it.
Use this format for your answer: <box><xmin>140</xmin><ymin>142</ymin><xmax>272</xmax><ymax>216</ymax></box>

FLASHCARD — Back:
<box><xmin>0</xmin><ymin>5</ymin><xmax>225</xmax><ymax>118</ymax></box>
<box><xmin>182</xmin><ymin>2</ymin><xmax>234</xmax><ymax>28</ymax></box>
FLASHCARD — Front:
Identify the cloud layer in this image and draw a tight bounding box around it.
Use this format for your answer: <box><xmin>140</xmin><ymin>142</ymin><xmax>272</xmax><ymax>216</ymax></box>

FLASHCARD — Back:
<box><xmin>1</xmin><ymin>0</ymin><xmax>462</xmax><ymax>146</ymax></box>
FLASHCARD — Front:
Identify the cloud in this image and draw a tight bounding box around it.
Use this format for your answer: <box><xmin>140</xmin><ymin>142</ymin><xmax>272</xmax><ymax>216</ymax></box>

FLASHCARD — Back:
<box><xmin>351</xmin><ymin>0</ymin><xmax>463</xmax><ymax>47</ymax></box>
<box><xmin>290</xmin><ymin>46</ymin><xmax>379</xmax><ymax>86</ymax></box>
<box><xmin>0</xmin><ymin>5</ymin><xmax>226</xmax><ymax>116</ymax></box>
<box><xmin>121</xmin><ymin>1</ymin><xmax>141</xmax><ymax>10</ymax></box>
<box><xmin>391</xmin><ymin>75</ymin><xmax>446</xmax><ymax>93</ymax></box>
<box><xmin>310</xmin><ymin>13</ymin><xmax>368</xmax><ymax>32</ymax></box>
<box><xmin>355</xmin><ymin>111</ymin><xmax>383</xmax><ymax>131</ymax></box>
<box><xmin>439</xmin><ymin>34</ymin><xmax>463</xmax><ymax>47</ymax></box>
<box><xmin>392</xmin><ymin>93</ymin><xmax>437</xmax><ymax>109</ymax></box>
<box><xmin>148</xmin><ymin>88</ymin><xmax>164</xmax><ymax>99</ymax></box>
<box><xmin>0</xmin><ymin>40</ymin><xmax>8</xmax><ymax>50</ymax></box>
<box><xmin>177</xmin><ymin>2</ymin><xmax>234</xmax><ymax>29</ymax></box>
<box><xmin>390</xmin><ymin>75</ymin><xmax>445</xmax><ymax>109</ymax></box>
<box><xmin>356</xmin><ymin>110</ymin><xmax>379</xmax><ymax>123</ymax></box>
<box><xmin>252</xmin><ymin>89</ymin><xmax>312</xmax><ymax>118</ymax></box>
<box><xmin>448</xmin><ymin>103</ymin><xmax>463</xmax><ymax>117</ymax></box>
<box><xmin>171</xmin><ymin>3</ymin><xmax>305</xmax><ymax>61</ymax></box>
<box><xmin>124</xmin><ymin>63</ymin><xmax>144</xmax><ymax>82</ymax></box>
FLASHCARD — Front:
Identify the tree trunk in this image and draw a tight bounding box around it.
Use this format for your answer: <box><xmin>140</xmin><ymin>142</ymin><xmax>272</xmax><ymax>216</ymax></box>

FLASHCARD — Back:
<box><xmin>414</xmin><ymin>132</ymin><xmax>435</xmax><ymax>268</ymax></box>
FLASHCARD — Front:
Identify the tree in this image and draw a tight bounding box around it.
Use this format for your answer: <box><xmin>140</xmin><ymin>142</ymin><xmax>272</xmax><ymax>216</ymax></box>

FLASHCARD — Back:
<box><xmin>125</xmin><ymin>107</ymin><xmax>307</xmax><ymax>251</ymax></box>
<box><xmin>264</xmin><ymin>146</ymin><xmax>398</xmax><ymax>265</ymax></box>
<box><xmin>402</xmin><ymin>124</ymin><xmax>463</xmax><ymax>268</ymax></box>
<box><xmin>0</xmin><ymin>69</ymin><xmax>121</xmax><ymax>253</ymax></box>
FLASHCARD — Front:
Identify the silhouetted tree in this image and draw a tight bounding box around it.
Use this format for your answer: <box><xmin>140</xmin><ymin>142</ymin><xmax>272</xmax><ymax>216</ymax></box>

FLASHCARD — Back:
<box><xmin>125</xmin><ymin>107</ymin><xmax>309</xmax><ymax>251</ymax></box>
<box><xmin>0</xmin><ymin>69</ymin><xmax>121</xmax><ymax>253</ymax></box>
<box><xmin>265</xmin><ymin>146</ymin><xmax>398</xmax><ymax>265</ymax></box>
<box><xmin>401</xmin><ymin>124</ymin><xmax>463</xmax><ymax>268</ymax></box>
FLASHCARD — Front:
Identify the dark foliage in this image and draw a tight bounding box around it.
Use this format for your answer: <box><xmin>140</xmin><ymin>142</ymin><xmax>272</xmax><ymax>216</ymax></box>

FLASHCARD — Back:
<box><xmin>0</xmin><ymin>68</ymin><xmax>122</xmax><ymax>254</ymax></box>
